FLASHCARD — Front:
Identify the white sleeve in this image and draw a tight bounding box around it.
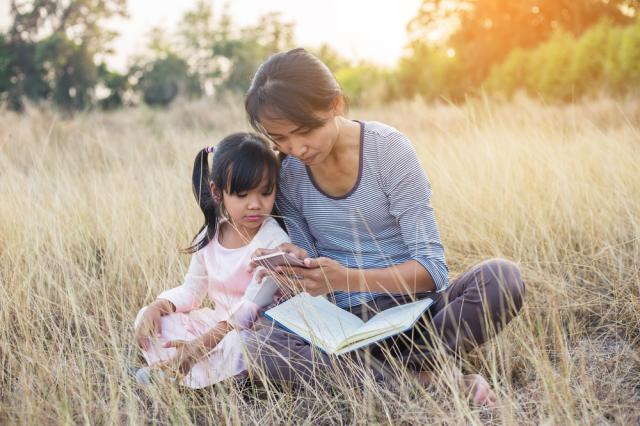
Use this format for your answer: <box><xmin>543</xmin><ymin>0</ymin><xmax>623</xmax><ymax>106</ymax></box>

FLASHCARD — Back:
<box><xmin>157</xmin><ymin>250</ymin><xmax>208</xmax><ymax>313</ymax></box>
<box><xmin>226</xmin><ymin>220</ymin><xmax>290</xmax><ymax>330</ymax></box>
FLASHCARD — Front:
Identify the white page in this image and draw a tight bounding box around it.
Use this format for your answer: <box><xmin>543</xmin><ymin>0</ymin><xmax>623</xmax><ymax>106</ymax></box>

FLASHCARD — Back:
<box><xmin>266</xmin><ymin>293</ymin><xmax>364</xmax><ymax>351</ymax></box>
<box><xmin>335</xmin><ymin>326</ymin><xmax>407</xmax><ymax>355</ymax></box>
<box><xmin>347</xmin><ymin>298</ymin><xmax>433</xmax><ymax>343</ymax></box>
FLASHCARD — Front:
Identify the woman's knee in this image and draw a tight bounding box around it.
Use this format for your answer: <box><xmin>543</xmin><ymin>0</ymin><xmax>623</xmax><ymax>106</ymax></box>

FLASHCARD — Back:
<box><xmin>243</xmin><ymin>326</ymin><xmax>272</xmax><ymax>362</ymax></box>
<box><xmin>243</xmin><ymin>325</ymin><xmax>317</xmax><ymax>384</ymax></box>
<box><xmin>481</xmin><ymin>258</ymin><xmax>525</xmax><ymax>312</ymax></box>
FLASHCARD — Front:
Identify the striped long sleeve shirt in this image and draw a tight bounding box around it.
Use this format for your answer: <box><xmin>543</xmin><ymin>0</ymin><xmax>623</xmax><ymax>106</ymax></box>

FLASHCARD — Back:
<box><xmin>275</xmin><ymin>121</ymin><xmax>448</xmax><ymax>309</ymax></box>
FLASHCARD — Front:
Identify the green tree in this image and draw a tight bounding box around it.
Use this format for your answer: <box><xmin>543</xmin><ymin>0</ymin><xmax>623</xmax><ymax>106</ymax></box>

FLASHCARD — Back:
<box><xmin>619</xmin><ymin>19</ymin><xmax>640</xmax><ymax>88</ymax></box>
<box><xmin>603</xmin><ymin>26</ymin><xmax>627</xmax><ymax>94</ymax></box>
<box><xmin>2</xmin><ymin>0</ymin><xmax>126</xmax><ymax>111</ymax></box>
<box><xmin>35</xmin><ymin>32</ymin><xmax>98</xmax><ymax>110</ymax></box>
<box><xmin>568</xmin><ymin>20</ymin><xmax>612</xmax><ymax>96</ymax></box>
<box><xmin>406</xmin><ymin>0</ymin><xmax>637</xmax><ymax>95</ymax></box>
<box><xmin>136</xmin><ymin>54</ymin><xmax>200</xmax><ymax>107</ymax></box>
<box><xmin>164</xmin><ymin>5</ymin><xmax>295</xmax><ymax>97</ymax></box>
<box><xmin>130</xmin><ymin>25</ymin><xmax>202</xmax><ymax>107</ymax></box>
<box><xmin>526</xmin><ymin>30</ymin><xmax>576</xmax><ymax>100</ymax></box>
<box><xmin>177</xmin><ymin>0</ymin><xmax>220</xmax><ymax>94</ymax></box>
<box><xmin>397</xmin><ymin>40</ymin><xmax>462</xmax><ymax>100</ymax></box>
<box><xmin>336</xmin><ymin>62</ymin><xmax>397</xmax><ymax>106</ymax></box>
<box><xmin>96</xmin><ymin>62</ymin><xmax>128</xmax><ymax>110</ymax></box>
<box><xmin>484</xmin><ymin>18</ymin><xmax>640</xmax><ymax>100</ymax></box>
<box><xmin>484</xmin><ymin>48</ymin><xmax>530</xmax><ymax>97</ymax></box>
<box><xmin>0</xmin><ymin>34</ymin><xmax>14</xmax><ymax>95</ymax></box>
<box><xmin>213</xmin><ymin>12</ymin><xmax>295</xmax><ymax>94</ymax></box>
<box><xmin>311</xmin><ymin>44</ymin><xmax>351</xmax><ymax>74</ymax></box>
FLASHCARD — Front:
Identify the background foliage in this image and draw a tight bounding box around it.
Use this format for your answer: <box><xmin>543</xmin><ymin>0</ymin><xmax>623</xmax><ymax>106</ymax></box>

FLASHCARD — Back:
<box><xmin>0</xmin><ymin>0</ymin><xmax>638</xmax><ymax>110</ymax></box>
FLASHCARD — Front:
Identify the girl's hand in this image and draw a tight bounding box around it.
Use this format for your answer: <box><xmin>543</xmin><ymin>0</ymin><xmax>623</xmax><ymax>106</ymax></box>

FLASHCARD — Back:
<box><xmin>134</xmin><ymin>304</ymin><xmax>163</xmax><ymax>351</ymax></box>
<box><xmin>158</xmin><ymin>339</ymin><xmax>207</xmax><ymax>376</ymax></box>
<box><xmin>276</xmin><ymin>257</ymin><xmax>349</xmax><ymax>297</ymax></box>
<box><xmin>135</xmin><ymin>299</ymin><xmax>175</xmax><ymax>351</ymax></box>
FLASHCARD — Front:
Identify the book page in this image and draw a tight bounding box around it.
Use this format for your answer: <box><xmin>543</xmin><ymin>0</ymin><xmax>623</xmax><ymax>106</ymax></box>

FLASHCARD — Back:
<box><xmin>265</xmin><ymin>293</ymin><xmax>364</xmax><ymax>352</ymax></box>
<box><xmin>342</xmin><ymin>298</ymin><xmax>433</xmax><ymax>347</ymax></box>
<box><xmin>335</xmin><ymin>326</ymin><xmax>409</xmax><ymax>355</ymax></box>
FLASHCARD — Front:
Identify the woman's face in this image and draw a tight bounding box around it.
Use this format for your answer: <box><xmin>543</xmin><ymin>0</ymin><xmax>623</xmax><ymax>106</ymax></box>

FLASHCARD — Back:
<box><xmin>259</xmin><ymin>110</ymin><xmax>340</xmax><ymax>166</ymax></box>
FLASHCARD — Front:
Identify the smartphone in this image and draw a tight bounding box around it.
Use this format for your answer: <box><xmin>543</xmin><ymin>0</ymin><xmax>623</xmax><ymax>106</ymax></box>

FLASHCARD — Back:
<box><xmin>252</xmin><ymin>251</ymin><xmax>308</xmax><ymax>270</ymax></box>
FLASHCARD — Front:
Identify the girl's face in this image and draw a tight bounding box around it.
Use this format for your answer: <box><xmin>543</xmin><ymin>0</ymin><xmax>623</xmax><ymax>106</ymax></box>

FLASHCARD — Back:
<box><xmin>260</xmin><ymin>109</ymin><xmax>340</xmax><ymax>166</ymax></box>
<box><xmin>212</xmin><ymin>178</ymin><xmax>276</xmax><ymax>234</ymax></box>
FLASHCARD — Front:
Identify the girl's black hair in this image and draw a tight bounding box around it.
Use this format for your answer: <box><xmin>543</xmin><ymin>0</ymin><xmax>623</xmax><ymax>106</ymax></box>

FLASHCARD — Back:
<box><xmin>245</xmin><ymin>47</ymin><xmax>347</xmax><ymax>133</ymax></box>
<box><xmin>185</xmin><ymin>132</ymin><xmax>279</xmax><ymax>253</ymax></box>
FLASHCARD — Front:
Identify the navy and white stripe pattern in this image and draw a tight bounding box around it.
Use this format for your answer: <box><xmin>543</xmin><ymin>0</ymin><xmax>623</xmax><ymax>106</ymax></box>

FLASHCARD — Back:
<box><xmin>276</xmin><ymin>121</ymin><xmax>449</xmax><ymax>309</ymax></box>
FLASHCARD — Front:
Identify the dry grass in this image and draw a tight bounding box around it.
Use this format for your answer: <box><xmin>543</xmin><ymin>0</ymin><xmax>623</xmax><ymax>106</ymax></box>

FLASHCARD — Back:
<box><xmin>1</xmin><ymin>95</ymin><xmax>639</xmax><ymax>424</ymax></box>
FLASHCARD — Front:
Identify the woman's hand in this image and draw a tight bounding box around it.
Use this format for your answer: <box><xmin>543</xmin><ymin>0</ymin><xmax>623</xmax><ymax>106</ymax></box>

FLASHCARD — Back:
<box><xmin>248</xmin><ymin>243</ymin><xmax>310</xmax><ymax>287</ymax></box>
<box><xmin>276</xmin><ymin>257</ymin><xmax>349</xmax><ymax>297</ymax></box>
<box><xmin>248</xmin><ymin>243</ymin><xmax>310</xmax><ymax>273</ymax></box>
<box><xmin>134</xmin><ymin>299</ymin><xmax>175</xmax><ymax>351</ymax></box>
<box><xmin>247</xmin><ymin>244</ymin><xmax>351</xmax><ymax>296</ymax></box>
<box><xmin>157</xmin><ymin>339</ymin><xmax>208</xmax><ymax>376</ymax></box>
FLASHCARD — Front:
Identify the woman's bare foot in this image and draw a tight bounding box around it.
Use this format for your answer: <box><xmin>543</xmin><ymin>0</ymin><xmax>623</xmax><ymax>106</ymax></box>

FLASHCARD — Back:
<box><xmin>413</xmin><ymin>368</ymin><xmax>497</xmax><ymax>409</ymax></box>
<box><xmin>460</xmin><ymin>373</ymin><xmax>497</xmax><ymax>409</ymax></box>
<box><xmin>414</xmin><ymin>370</ymin><xmax>435</xmax><ymax>387</ymax></box>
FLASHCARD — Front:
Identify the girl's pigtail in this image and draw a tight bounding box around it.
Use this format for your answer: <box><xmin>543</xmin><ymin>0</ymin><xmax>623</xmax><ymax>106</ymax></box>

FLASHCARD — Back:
<box><xmin>184</xmin><ymin>147</ymin><xmax>219</xmax><ymax>253</ymax></box>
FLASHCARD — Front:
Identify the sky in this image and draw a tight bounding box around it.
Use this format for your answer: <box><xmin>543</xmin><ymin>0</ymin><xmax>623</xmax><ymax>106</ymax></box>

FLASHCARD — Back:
<box><xmin>0</xmin><ymin>0</ymin><xmax>423</xmax><ymax>72</ymax></box>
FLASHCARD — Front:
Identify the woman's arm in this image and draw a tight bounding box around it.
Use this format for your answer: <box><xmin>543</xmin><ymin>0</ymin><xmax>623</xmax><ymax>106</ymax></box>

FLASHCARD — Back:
<box><xmin>378</xmin><ymin>130</ymin><xmax>449</xmax><ymax>292</ymax></box>
<box><xmin>278</xmin><ymin>256</ymin><xmax>435</xmax><ymax>296</ymax></box>
<box><xmin>348</xmin><ymin>259</ymin><xmax>436</xmax><ymax>293</ymax></box>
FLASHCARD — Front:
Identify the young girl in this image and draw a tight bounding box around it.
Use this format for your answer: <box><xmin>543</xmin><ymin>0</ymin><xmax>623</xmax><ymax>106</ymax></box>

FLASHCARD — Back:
<box><xmin>133</xmin><ymin>132</ymin><xmax>289</xmax><ymax>389</ymax></box>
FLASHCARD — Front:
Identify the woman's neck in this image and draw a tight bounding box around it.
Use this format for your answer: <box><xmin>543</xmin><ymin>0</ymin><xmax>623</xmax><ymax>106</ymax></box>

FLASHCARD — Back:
<box><xmin>324</xmin><ymin>117</ymin><xmax>361</xmax><ymax>165</ymax></box>
<box><xmin>307</xmin><ymin>118</ymin><xmax>362</xmax><ymax>197</ymax></box>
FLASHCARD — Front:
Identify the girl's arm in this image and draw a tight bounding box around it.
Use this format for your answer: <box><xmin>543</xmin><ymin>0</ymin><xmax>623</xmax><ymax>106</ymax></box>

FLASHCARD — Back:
<box><xmin>160</xmin><ymin>321</ymin><xmax>233</xmax><ymax>375</ymax></box>
<box><xmin>147</xmin><ymin>298</ymin><xmax>176</xmax><ymax>315</ymax></box>
<box><xmin>193</xmin><ymin>321</ymin><xmax>233</xmax><ymax>350</ymax></box>
<box><xmin>162</xmin><ymin>278</ymin><xmax>274</xmax><ymax>374</ymax></box>
<box><xmin>156</xmin><ymin>250</ymin><xmax>209</xmax><ymax>313</ymax></box>
<box><xmin>135</xmin><ymin>254</ymin><xmax>205</xmax><ymax>351</ymax></box>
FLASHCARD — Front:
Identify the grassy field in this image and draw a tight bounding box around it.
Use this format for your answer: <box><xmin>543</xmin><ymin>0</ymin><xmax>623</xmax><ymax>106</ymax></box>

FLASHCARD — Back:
<box><xmin>1</xmin><ymin>96</ymin><xmax>639</xmax><ymax>424</ymax></box>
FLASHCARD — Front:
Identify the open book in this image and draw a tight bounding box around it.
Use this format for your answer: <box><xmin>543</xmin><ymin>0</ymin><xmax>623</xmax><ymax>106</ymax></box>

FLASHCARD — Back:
<box><xmin>263</xmin><ymin>293</ymin><xmax>433</xmax><ymax>355</ymax></box>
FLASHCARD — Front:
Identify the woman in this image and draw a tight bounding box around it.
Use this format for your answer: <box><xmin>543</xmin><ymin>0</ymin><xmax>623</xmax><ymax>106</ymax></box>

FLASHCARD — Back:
<box><xmin>243</xmin><ymin>48</ymin><xmax>525</xmax><ymax>408</ymax></box>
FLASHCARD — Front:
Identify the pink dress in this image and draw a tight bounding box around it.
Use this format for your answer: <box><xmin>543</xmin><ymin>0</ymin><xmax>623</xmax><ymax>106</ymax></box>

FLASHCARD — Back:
<box><xmin>134</xmin><ymin>217</ymin><xmax>289</xmax><ymax>388</ymax></box>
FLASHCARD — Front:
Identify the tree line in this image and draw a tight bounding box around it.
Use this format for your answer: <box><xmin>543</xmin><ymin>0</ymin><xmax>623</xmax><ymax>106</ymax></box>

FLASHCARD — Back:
<box><xmin>1</xmin><ymin>0</ymin><xmax>639</xmax><ymax>112</ymax></box>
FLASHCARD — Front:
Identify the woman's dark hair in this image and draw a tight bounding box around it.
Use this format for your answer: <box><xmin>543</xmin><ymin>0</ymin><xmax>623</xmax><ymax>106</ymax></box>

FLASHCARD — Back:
<box><xmin>185</xmin><ymin>132</ymin><xmax>279</xmax><ymax>253</ymax></box>
<box><xmin>245</xmin><ymin>47</ymin><xmax>346</xmax><ymax>133</ymax></box>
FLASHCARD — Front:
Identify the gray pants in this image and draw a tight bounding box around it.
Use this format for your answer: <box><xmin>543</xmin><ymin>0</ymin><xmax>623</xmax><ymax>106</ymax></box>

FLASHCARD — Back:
<box><xmin>243</xmin><ymin>258</ymin><xmax>526</xmax><ymax>387</ymax></box>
